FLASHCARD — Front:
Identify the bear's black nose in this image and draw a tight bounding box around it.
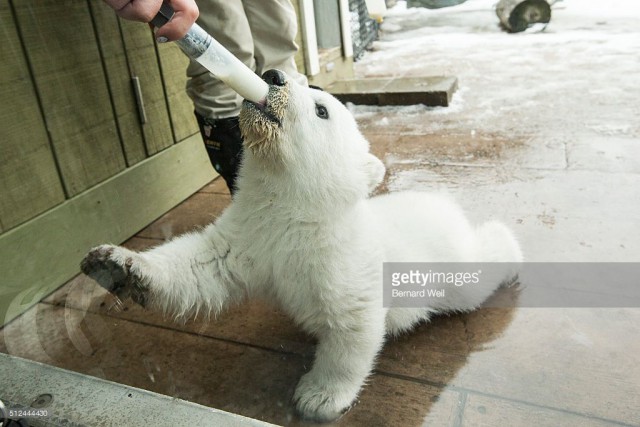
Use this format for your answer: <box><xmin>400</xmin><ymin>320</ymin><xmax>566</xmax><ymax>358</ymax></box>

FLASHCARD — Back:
<box><xmin>262</xmin><ymin>69</ymin><xmax>286</xmax><ymax>86</ymax></box>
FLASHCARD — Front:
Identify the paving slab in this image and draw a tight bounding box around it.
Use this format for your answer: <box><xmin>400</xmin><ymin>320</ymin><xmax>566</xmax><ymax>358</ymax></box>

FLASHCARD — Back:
<box><xmin>328</xmin><ymin>76</ymin><xmax>458</xmax><ymax>107</ymax></box>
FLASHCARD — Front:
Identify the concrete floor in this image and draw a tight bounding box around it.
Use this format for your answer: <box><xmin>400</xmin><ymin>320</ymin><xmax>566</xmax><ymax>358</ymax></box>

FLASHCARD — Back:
<box><xmin>2</xmin><ymin>1</ymin><xmax>640</xmax><ymax>426</ymax></box>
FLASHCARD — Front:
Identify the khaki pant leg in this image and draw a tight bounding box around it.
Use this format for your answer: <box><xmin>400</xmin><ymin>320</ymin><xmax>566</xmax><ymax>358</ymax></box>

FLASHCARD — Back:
<box><xmin>186</xmin><ymin>0</ymin><xmax>255</xmax><ymax>118</ymax></box>
<box><xmin>242</xmin><ymin>0</ymin><xmax>308</xmax><ymax>86</ymax></box>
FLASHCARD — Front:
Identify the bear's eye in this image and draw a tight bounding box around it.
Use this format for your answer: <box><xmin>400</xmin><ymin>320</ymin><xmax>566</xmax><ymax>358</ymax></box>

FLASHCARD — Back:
<box><xmin>315</xmin><ymin>104</ymin><xmax>329</xmax><ymax>120</ymax></box>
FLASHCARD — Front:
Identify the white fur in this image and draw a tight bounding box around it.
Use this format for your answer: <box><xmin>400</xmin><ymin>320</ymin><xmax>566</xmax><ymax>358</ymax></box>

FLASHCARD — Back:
<box><xmin>83</xmin><ymin>76</ymin><xmax>522</xmax><ymax>422</ymax></box>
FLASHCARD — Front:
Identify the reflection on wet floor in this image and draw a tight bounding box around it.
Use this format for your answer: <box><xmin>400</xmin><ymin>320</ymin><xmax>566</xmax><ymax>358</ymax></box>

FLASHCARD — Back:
<box><xmin>2</xmin><ymin>0</ymin><xmax>640</xmax><ymax>425</ymax></box>
<box><xmin>3</xmin><ymin>256</ymin><xmax>639</xmax><ymax>425</ymax></box>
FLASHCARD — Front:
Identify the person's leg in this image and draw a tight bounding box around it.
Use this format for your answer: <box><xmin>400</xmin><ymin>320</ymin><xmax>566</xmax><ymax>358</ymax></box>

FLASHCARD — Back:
<box><xmin>193</xmin><ymin>114</ymin><xmax>243</xmax><ymax>193</ymax></box>
<box><xmin>186</xmin><ymin>0</ymin><xmax>256</xmax><ymax>193</ymax></box>
<box><xmin>242</xmin><ymin>0</ymin><xmax>308</xmax><ymax>86</ymax></box>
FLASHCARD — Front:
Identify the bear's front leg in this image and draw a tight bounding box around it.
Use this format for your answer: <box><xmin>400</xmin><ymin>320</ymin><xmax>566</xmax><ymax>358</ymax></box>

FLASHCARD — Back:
<box><xmin>81</xmin><ymin>225</ymin><xmax>243</xmax><ymax>317</ymax></box>
<box><xmin>294</xmin><ymin>309</ymin><xmax>386</xmax><ymax>422</ymax></box>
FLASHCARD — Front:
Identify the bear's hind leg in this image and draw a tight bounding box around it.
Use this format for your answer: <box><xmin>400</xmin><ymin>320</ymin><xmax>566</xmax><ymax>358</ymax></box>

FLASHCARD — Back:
<box><xmin>385</xmin><ymin>307</ymin><xmax>434</xmax><ymax>336</ymax></box>
<box><xmin>436</xmin><ymin>220</ymin><xmax>523</xmax><ymax>313</ymax></box>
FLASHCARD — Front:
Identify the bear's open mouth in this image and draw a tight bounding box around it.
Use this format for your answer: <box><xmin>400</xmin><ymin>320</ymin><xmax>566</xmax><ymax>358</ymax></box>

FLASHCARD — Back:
<box><xmin>239</xmin><ymin>82</ymin><xmax>290</xmax><ymax>153</ymax></box>
<box><xmin>243</xmin><ymin>100</ymin><xmax>282</xmax><ymax>127</ymax></box>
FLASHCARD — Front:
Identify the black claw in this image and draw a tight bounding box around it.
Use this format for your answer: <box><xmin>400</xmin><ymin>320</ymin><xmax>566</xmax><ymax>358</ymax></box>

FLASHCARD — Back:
<box><xmin>80</xmin><ymin>247</ymin><xmax>149</xmax><ymax>308</ymax></box>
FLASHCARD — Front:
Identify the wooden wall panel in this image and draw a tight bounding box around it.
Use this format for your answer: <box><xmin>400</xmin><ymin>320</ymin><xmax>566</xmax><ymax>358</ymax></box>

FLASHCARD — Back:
<box><xmin>89</xmin><ymin>1</ymin><xmax>147</xmax><ymax>166</ymax></box>
<box><xmin>0</xmin><ymin>1</ymin><xmax>65</xmax><ymax>231</ymax></box>
<box><xmin>120</xmin><ymin>20</ymin><xmax>174</xmax><ymax>155</ymax></box>
<box><xmin>157</xmin><ymin>43</ymin><xmax>199</xmax><ymax>143</ymax></box>
<box><xmin>13</xmin><ymin>0</ymin><xmax>126</xmax><ymax>196</ymax></box>
<box><xmin>0</xmin><ymin>134</ymin><xmax>215</xmax><ymax>326</ymax></box>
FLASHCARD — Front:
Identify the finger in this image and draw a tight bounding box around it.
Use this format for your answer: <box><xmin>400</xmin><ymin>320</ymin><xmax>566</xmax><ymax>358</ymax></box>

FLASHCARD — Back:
<box><xmin>109</xmin><ymin>0</ymin><xmax>164</xmax><ymax>23</ymax></box>
<box><xmin>154</xmin><ymin>0</ymin><xmax>199</xmax><ymax>41</ymax></box>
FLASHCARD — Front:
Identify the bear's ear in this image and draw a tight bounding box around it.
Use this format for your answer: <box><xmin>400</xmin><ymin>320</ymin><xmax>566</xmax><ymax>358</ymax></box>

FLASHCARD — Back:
<box><xmin>363</xmin><ymin>153</ymin><xmax>386</xmax><ymax>194</ymax></box>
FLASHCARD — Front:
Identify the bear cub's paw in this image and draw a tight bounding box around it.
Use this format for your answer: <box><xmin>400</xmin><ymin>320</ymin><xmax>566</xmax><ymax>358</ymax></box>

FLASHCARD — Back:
<box><xmin>293</xmin><ymin>371</ymin><xmax>358</xmax><ymax>422</ymax></box>
<box><xmin>80</xmin><ymin>244</ymin><xmax>149</xmax><ymax>307</ymax></box>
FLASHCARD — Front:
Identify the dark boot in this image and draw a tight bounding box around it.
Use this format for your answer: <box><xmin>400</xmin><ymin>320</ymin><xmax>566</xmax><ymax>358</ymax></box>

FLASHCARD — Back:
<box><xmin>195</xmin><ymin>112</ymin><xmax>243</xmax><ymax>195</ymax></box>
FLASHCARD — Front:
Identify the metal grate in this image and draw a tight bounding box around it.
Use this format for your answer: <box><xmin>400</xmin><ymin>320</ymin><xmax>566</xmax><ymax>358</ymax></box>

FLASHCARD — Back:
<box><xmin>349</xmin><ymin>0</ymin><xmax>379</xmax><ymax>61</ymax></box>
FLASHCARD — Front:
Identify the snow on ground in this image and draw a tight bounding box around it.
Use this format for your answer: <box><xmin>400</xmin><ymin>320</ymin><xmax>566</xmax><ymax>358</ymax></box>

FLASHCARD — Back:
<box><xmin>353</xmin><ymin>0</ymin><xmax>640</xmax><ymax>140</ymax></box>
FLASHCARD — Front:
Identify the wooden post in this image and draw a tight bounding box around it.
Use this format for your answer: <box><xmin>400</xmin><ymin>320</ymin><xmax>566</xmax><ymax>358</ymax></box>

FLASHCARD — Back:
<box><xmin>299</xmin><ymin>0</ymin><xmax>320</xmax><ymax>76</ymax></box>
<box><xmin>314</xmin><ymin>0</ymin><xmax>341</xmax><ymax>49</ymax></box>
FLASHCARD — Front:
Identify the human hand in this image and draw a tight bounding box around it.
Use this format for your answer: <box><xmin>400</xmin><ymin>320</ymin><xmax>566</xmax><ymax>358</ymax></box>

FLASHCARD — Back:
<box><xmin>102</xmin><ymin>0</ymin><xmax>198</xmax><ymax>41</ymax></box>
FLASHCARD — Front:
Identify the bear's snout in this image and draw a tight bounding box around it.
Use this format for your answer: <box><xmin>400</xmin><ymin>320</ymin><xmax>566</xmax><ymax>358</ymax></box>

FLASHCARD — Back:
<box><xmin>262</xmin><ymin>69</ymin><xmax>287</xmax><ymax>86</ymax></box>
<box><xmin>239</xmin><ymin>70</ymin><xmax>291</xmax><ymax>154</ymax></box>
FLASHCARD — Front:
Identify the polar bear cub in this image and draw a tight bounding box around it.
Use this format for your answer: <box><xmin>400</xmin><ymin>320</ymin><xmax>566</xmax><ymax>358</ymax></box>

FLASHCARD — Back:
<box><xmin>81</xmin><ymin>69</ymin><xmax>522</xmax><ymax>422</ymax></box>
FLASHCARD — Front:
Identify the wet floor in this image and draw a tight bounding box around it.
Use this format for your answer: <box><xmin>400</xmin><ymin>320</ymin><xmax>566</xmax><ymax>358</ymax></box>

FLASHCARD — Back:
<box><xmin>2</xmin><ymin>0</ymin><xmax>640</xmax><ymax>426</ymax></box>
